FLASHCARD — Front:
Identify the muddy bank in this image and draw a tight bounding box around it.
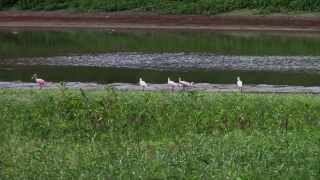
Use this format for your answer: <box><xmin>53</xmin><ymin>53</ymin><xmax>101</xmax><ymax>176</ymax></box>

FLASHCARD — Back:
<box><xmin>1</xmin><ymin>10</ymin><xmax>320</xmax><ymax>33</ymax></box>
<box><xmin>1</xmin><ymin>81</ymin><xmax>319</xmax><ymax>93</ymax></box>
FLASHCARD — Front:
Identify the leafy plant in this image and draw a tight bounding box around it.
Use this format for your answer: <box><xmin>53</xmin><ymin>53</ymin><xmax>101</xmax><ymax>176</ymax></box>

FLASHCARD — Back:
<box><xmin>0</xmin><ymin>89</ymin><xmax>320</xmax><ymax>179</ymax></box>
<box><xmin>1</xmin><ymin>0</ymin><xmax>320</xmax><ymax>14</ymax></box>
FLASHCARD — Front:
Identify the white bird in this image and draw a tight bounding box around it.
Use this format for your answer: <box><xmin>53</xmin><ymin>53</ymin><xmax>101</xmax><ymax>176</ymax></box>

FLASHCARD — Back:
<box><xmin>139</xmin><ymin>78</ymin><xmax>147</xmax><ymax>91</ymax></box>
<box><xmin>179</xmin><ymin>77</ymin><xmax>193</xmax><ymax>90</ymax></box>
<box><xmin>237</xmin><ymin>77</ymin><xmax>243</xmax><ymax>91</ymax></box>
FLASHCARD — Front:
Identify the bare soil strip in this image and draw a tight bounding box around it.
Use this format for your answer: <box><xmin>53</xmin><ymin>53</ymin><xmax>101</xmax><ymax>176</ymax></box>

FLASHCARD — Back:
<box><xmin>1</xmin><ymin>10</ymin><xmax>320</xmax><ymax>32</ymax></box>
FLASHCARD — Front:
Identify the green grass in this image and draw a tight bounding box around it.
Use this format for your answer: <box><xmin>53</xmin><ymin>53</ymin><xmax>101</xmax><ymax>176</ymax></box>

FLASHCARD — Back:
<box><xmin>1</xmin><ymin>85</ymin><xmax>320</xmax><ymax>179</ymax></box>
<box><xmin>1</xmin><ymin>0</ymin><xmax>320</xmax><ymax>14</ymax></box>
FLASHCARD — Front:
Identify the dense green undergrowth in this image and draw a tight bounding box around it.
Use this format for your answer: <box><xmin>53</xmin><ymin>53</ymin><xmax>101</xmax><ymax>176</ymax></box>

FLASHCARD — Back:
<box><xmin>1</xmin><ymin>0</ymin><xmax>320</xmax><ymax>14</ymax></box>
<box><xmin>0</xmin><ymin>85</ymin><xmax>320</xmax><ymax>179</ymax></box>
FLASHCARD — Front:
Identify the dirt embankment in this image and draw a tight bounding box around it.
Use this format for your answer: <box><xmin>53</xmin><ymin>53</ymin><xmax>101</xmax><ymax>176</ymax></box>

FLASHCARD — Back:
<box><xmin>0</xmin><ymin>10</ymin><xmax>320</xmax><ymax>32</ymax></box>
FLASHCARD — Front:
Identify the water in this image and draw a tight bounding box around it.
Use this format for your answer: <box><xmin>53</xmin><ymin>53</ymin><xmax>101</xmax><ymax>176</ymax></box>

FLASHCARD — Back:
<box><xmin>1</xmin><ymin>29</ymin><xmax>320</xmax><ymax>86</ymax></box>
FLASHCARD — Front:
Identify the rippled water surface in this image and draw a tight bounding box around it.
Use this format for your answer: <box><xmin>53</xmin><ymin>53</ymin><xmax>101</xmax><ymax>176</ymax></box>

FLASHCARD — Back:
<box><xmin>1</xmin><ymin>29</ymin><xmax>320</xmax><ymax>86</ymax></box>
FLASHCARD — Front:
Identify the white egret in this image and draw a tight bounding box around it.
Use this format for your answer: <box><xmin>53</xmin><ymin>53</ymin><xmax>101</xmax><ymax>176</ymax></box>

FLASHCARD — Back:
<box><xmin>139</xmin><ymin>78</ymin><xmax>147</xmax><ymax>91</ymax></box>
<box><xmin>237</xmin><ymin>77</ymin><xmax>243</xmax><ymax>91</ymax></box>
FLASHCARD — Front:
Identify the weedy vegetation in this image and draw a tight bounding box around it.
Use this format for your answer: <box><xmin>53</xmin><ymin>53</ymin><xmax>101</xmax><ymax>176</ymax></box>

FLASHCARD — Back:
<box><xmin>1</xmin><ymin>0</ymin><xmax>320</xmax><ymax>14</ymax></box>
<box><xmin>0</xmin><ymin>84</ymin><xmax>320</xmax><ymax>179</ymax></box>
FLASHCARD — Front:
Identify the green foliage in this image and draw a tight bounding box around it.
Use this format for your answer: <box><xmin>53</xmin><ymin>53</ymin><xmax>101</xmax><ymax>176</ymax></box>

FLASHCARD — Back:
<box><xmin>1</xmin><ymin>0</ymin><xmax>320</xmax><ymax>14</ymax></box>
<box><xmin>0</xmin><ymin>0</ymin><xmax>18</xmax><ymax>10</ymax></box>
<box><xmin>15</xmin><ymin>0</ymin><xmax>68</xmax><ymax>11</ymax></box>
<box><xmin>0</xmin><ymin>88</ymin><xmax>320</xmax><ymax>178</ymax></box>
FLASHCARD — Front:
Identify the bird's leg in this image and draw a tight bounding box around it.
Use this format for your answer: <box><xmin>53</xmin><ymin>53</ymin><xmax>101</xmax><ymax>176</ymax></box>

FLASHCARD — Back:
<box><xmin>39</xmin><ymin>85</ymin><xmax>42</xmax><ymax>89</ymax></box>
<box><xmin>172</xmin><ymin>87</ymin><xmax>174</xmax><ymax>91</ymax></box>
<box><xmin>143</xmin><ymin>87</ymin><xmax>145</xmax><ymax>91</ymax></box>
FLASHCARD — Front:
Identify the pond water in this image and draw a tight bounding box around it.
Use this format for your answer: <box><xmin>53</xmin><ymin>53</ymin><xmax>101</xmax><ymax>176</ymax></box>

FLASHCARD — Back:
<box><xmin>1</xmin><ymin>29</ymin><xmax>320</xmax><ymax>86</ymax></box>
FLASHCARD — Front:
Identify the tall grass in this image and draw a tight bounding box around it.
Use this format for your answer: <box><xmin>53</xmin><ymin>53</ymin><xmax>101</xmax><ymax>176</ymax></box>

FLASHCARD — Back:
<box><xmin>1</xmin><ymin>0</ymin><xmax>320</xmax><ymax>14</ymax></box>
<box><xmin>1</xmin><ymin>86</ymin><xmax>320</xmax><ymax>179</ymax></box>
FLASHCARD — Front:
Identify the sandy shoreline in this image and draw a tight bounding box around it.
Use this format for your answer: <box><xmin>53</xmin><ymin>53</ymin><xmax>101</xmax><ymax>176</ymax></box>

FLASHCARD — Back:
<box><xmin>1</xmin><ymin>82</ymin><xmax>319</xmax><ymax>94</ymax></box>
<box><xmin>1</xmin><ymin>10</ymin><xmax>320</xmax><ymax>32</ymax></box>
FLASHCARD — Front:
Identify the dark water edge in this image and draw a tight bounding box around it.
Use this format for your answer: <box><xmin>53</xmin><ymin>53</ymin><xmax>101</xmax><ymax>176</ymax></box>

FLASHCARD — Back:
<box><xmin>2</xmin><ymin>52</ymin><xmax>320</xmax><ymax>86</ymax></box>
<box><xmin>1</xmin><ymin>81</ymin><xmax>320</xmax><ymax>94</ymax></box>
<box><xmin>2</xmin><ymin>30</ymin><xmax>320</xmax><ymax>56</ymax></box>
<box><xmin>1</xmin><ymin>66</ymin><xmax>320</xmax><ymax>87</ymax></box>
